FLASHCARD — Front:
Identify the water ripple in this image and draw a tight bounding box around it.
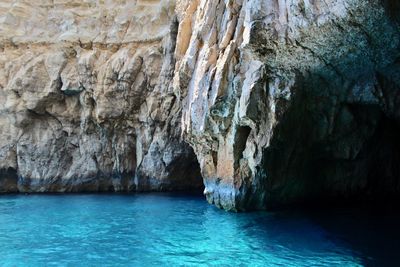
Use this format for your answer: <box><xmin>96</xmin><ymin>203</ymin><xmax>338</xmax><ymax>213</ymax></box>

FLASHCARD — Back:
<box><xmin>0</xmin><ymin>194</ymin><xmax>399</xmax><ymax>266</ymax></box>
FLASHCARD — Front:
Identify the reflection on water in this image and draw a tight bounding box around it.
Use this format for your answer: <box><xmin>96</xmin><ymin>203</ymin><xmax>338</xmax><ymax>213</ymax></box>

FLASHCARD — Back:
<box><xmin>0</xmin><ymin>193</ymin><xmax>398</xmax><ymax>266</ymax></box>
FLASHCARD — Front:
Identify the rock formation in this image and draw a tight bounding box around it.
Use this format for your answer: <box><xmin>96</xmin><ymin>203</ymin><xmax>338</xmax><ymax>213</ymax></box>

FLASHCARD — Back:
<box><xmin>177</xmin><ymin>0</ymin><xmax>400</xmax><ymax>210</ymax></box>
<box><xmin>0</xmin><ymin>0</ymin><xmax>202</xmax><ymax>193</ymax></box>
<box><xmin>1</xmin><ymin>0</ymin><xmax>399</xmax><ymax>211</ymax></box>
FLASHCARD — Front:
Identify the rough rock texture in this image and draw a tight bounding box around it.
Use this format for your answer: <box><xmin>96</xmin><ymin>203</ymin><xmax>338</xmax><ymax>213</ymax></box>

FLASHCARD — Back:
<box><xmin>175</xmin><ymin>0</ymin><xmax>400</xmax><ymax>210</ymax></box>
<box><xmin>1</xmin><ymin>0</ymin><xmax>399</xmax><ymax>211</ymax></box>
<box><xmin>0</xmin><ymin>0</ymin><xmax>202</xmax><ymax>193</ymax></box>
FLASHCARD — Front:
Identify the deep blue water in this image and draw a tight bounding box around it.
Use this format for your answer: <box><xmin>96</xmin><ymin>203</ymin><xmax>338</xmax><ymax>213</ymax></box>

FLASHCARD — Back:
<box><xmin>0</xmin><ymin>194</ymin><xmax>399</xmax><ymax>266</ymax></box>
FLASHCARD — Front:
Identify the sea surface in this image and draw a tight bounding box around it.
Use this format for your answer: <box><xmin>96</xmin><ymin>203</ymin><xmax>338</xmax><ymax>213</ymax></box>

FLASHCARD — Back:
<box><xmin>0</xmin><ymin>193</ymin><xmax>399</xmax><ymax>266</ymax></box>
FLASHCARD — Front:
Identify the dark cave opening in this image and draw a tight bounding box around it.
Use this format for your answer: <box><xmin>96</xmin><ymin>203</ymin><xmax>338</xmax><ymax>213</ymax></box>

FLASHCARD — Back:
<box><xmin>363</xmin><ymin>113</ymin><xmax>400</xmax><ymax>198</ymax></box>
<box><xmin>311</xmin><ymin>109</ymin><xmax>400</xmax><ymax>209</ymax></box>
<box><xmin>267</xmin><ymin>106</ymin><xmax>400</xmax><ymax>210</ymax></box>
<box><xmin>0</xmin><ymin>167</ymin><xmax>18</xmax><ymax>193</ymax></box>
<box><xmin>164</xmin><ymin>144</ymin><xmax>204</xmax><ymax>193</ymax></box>
<box><xmin>263</xmin><ymin>78</ymin><xmax>400</xmax><ymax>210</ymax></box>
<box><xmin>234</xmin><ymin>126</ymin><xmax>252</xmax><ymax>166</ymax></box>
<box><xmin>382</xmin><ymin>0</ymin><xmax>400</xmax><ymax>22</ymax></box>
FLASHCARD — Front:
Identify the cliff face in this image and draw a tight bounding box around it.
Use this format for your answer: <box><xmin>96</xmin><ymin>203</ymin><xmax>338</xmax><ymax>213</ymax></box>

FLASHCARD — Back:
<box><xmin>0</xmin><ymin>0</ymin><xmax>202</xmax><ymax>192</ymax></box>
<box><xmin>175</xmin><ymin>0</ymin><xmax>400</xmax><ymax>210</ymax></box>
<box><xmin>1</xmin><ymin>0</ymin><xmax>399</xmax><ymax>210</ymax></box>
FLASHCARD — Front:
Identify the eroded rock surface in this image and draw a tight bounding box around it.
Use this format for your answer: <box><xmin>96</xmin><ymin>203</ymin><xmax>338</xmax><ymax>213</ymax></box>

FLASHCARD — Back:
<box><xmin>0</xmin><ymin>0</ymin><xmax>202</xmax><ymax>193</ymax></box>
<box><xmin>1</xmin><ymin>0</ymin><xmax>399</xmax><ymax>210</ymax></box>
<box><xmin>175</xmin><ymin>0</ymin><xmax>400</xmax><ymax>210</ymax></box>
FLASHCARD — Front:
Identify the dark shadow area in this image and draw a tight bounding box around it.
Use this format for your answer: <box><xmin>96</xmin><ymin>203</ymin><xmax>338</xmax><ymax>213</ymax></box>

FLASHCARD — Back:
<box><xmin>362</xmin><ymin>115</ymin><xmax>400</xmax><ymax>197</ymax></box>
<box><xmin>382</xmin><ymin>0</ymin><xmax>400</xmax><ymax>23</ymax></box>
<box><xmin>244</xmin><ymin>206</ymin><xmax>400</xmax><ymax>267</ymax></box>
<box><xmin>234</xmin><ymin>126</ymin><xmax>252</xmax><ymax>167</ymax></box>
<box><xmin>0</xmin><ymin>168</ymin><xmax>18</xmax><ymax>193</ymax></box>
<box><xmin>306</xmin><ymin>206</ymin><xmax>400</xmax><ymax>267</ymax></box>
<box><xmin>166</xmin><ymin>143</ymin><xmax>204</xmax><ymax>193</ymax></box>
<box><xmin>135</xmin><ymin>142</ymin><xmax>204</xmax><ymax>193</ymax></box>
<box><xmin>262</xmin><ymin>69</ymin><xmax>400</xmax><ymax>209</ymax></box>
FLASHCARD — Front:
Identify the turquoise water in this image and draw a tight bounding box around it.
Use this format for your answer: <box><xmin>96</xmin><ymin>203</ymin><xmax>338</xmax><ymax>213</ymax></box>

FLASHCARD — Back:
<box><xmin>0</xmin><ymin>194</ymin><xmax>399</xmax><ymax>266</ymax></box>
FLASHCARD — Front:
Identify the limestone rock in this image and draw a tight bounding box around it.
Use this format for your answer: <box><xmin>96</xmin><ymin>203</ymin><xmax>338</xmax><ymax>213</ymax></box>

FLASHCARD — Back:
<box><xmin>0</xmin><ymin>0</ymin><xmax>202</xmax><ymax>193</ymax></box>
<box><xmin>1</xmin><ymin>0</ymin><xmax>399</xmax><ymax>211</ymax></box>
<box><xmin>175</xmin><ymin>0</ymin><xmax>400</xmax><ymax>210</ymax></box>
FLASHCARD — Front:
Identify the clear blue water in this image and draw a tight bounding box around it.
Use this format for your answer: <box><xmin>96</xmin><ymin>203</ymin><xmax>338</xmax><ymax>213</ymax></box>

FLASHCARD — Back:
<box><xmin>0</xmin><ymin>194</ymin><xmax>399</xmax><ymax>266</ymax></box>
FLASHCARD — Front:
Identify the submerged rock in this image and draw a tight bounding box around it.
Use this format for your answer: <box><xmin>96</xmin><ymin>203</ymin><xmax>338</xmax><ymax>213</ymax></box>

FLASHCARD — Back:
<box><xmin>0</xmin><ymin>0</ymin><xmax>399</xmax><ymax>210</ymax></box>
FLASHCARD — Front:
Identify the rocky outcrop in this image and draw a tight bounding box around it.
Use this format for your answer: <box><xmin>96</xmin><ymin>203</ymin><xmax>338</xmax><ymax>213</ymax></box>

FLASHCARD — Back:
<box><xmin>0</xmin><ymin>0</ymin><xmax>202</xmax><ymax>193</ymax></box>
<box><xmin>1</xmin><ymin>0</ymin><xmax>399</xmax><ymax>211</ymax></box>
<box><xmin>176</xmin><ymin>0</ymin><xmax>400</xmax><ymax>210</ymax></box>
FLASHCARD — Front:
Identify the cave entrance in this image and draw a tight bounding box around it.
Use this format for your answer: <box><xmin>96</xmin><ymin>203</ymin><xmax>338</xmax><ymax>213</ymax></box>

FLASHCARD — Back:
<box><xmin>262</xmin><ymin>98</ymin><xmax>400</xmax><ymax>209</ymax></box>
<box><xmin>166</xmin><ymin>144</ymin><xmax>204</xmax><ymax>193</ymax></box>
<box><xmin>363</xmin><ymin>113</ymin><xmax>400</xmax><ymax>199</ymax></box>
